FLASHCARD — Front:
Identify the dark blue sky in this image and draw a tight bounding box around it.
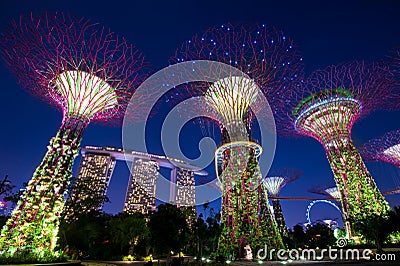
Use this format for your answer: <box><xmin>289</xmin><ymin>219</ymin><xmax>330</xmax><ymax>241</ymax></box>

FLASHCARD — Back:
<box><xmin>0</xmin><ymin>0</ymin><xmax>400</xmax><ymax>228</ymax></box>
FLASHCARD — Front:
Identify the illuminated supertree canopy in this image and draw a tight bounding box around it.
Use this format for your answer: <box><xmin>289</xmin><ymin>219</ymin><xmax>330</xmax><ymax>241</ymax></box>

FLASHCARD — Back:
<box><xmin>0</xmin><ymin>13</ymin><xmax>147</xmax><ymax>257</ymax></box>
<box><xmin>360</xmin><ymin>129</ymin><xmax>400</xmax><ymax>168</ymax></box>
<box><xmin>262</xmin><ymin>168</ymin><xmax>302</xmax><ymax>237</ymax></box>
<box><xmin>171</xmin><ymin>23</ymin><xmax>304</xmax><ymax>258</ymax></box>
<box><xmin>309</xmin><ymin>185</ymin><xmax>341</xmax><ymax>202</ymax></box>
<box><xmin>204</xmin><ymin>76</ymin><xmax>259</xmax><ymax>141</ymax></box>
<box><xmin>324</xmin><ymin>187</ymin><xmax>341</xmax><ymax>201</ymax></box>
<box><xmin>276</xmin><ymin>61</ymin><xmax>394</xmax><ymax>239</ymax></box>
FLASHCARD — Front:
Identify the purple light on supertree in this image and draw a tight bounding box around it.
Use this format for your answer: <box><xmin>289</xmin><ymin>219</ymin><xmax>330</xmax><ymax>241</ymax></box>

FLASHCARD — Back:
<box><xmin>0</xmin><ymin>13</ymin><xmax>147</xmax><ymax>256</ymax></box>
<box><xmin>275</xmin><ymin>61</ymin><xmax>395</xmax><ymax>240</ymax></box>
<box><xmin>360</xmin><ymin>129</ymin><xmax>400</xmax><ymax>168</ymax></box>
<box><xmin>262</xmin><ymin>168</ymin><xmax>302</xmax><ymax>237</ymax></box>
<box><xmin>390</xmin><ymin>49</ymin><xmax>400</xmax><ymax>110</ymax></box>
<box><xmin>171</xmin><ymin>23</ymin><xmax>304</xmax><ymax>258</ymax></box>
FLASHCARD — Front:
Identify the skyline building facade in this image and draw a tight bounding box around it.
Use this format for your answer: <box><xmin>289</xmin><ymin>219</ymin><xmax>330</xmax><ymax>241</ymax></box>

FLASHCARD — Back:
<box><xmin>63</xmin><ymin>148</ymin><xmax>116</xmax><ymax>221</ymax></box>
<box><xmin>64</xmin><ymin>146</ymin><xmax>205</xmax><ymax>220</ymax></box>
<box><xmin>124</xmin><ymin>158</ymin><xmax>159</xmax><ymax>214</ymax></box>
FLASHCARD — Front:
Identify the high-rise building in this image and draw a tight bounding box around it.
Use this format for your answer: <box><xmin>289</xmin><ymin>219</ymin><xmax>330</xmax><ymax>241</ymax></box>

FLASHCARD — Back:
<box><xmin>64</xmin><ymin>146</ymin><xmax>206</xmax><ymax>221</ymax></box>
<box><xmin>124</xmin><ymin>159</ymin><xmax>159</xmax><ymax>214</ymax></box>
<box><xmin>63</xmin><ymin>146</ymin><xmax>116</xmax><ymax>222</ymax></box>
<box><xmin>174</xmin><ymin>168</ymin><xmax>196</xmax><ymax>207</ymax></box>
<box><xmin>175</xmin><ymin>168</ymin><xmax>197</xmax><ymax>226</ymax></box>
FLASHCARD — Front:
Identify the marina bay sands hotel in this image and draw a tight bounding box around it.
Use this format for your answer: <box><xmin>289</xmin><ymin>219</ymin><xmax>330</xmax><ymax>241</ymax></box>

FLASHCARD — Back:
<box><xmin>64</xmin><ymin>146</ymin><xmax>207</xmax><ymax>220</ymax></box>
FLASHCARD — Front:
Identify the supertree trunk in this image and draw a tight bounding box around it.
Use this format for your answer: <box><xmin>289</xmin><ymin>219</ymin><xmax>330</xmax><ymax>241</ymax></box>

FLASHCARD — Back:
<box><xmin>271</xmin><ymin>199</ymin><xmax>288</xmax><ymax>237</ymax></box>
<box><xmin>0</xmin><ymin>117</ymin><xmax>87</xmax><ymax>255</ymax></box>
<box><xmin>217</xmin><ymin>145</ymin><xmax>283</xmax><ymax>259</ymax></box>
<box><xmin>326</xmin><ymin>140</ymin><xmax>391</xmax><ymax>238</ymax></box>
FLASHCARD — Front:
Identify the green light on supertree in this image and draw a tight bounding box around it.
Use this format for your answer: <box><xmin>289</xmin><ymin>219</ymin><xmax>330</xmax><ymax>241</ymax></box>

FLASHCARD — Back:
<box><xmin>206</xmin><ymin>76</ymin><xmax>283</xmax><ymax>258</ymax></box>
<box><xmin>278</xmin><ymin>62</ymin><xmax>395</xmax><ymax>240</ymax></box>
<box><xmin>171</xmin><ymin>23</ymin><xmax>304</xmax><ymax>259</ymax></box>
<box><xmin>0</xmin><ymin>13</ymin><xmax>147</xmax><ymax>257</ymax></box>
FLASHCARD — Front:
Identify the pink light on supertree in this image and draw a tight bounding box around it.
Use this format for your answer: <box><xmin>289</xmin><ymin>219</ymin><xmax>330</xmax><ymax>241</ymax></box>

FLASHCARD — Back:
<box><xmin>276</xmin><ymin>61</ymin><xmax>394</xmax><ymax>240</ymax></box>
<box><xmin>390</xmin><ymin>49</ymin><xmax>400</xmax><ymax>110</ymax></box>
<box><xmin>262</xmin><ymin>168</ymin><xmax>302</xmax><ymax>237</ymax></box>
<box><xmin>171</xmin><ymin>23</ymin><xmax>304</xmax><ymax>258</ymax></box>
<box><xmin>360</xmin><ymin>130</ymin><xmax>400</xmax><ymax>168</ymax></box>
<box><xmin>0</xmin><ymin>13</ymin><xmax>147</xmax><ymax>256</ymax></box>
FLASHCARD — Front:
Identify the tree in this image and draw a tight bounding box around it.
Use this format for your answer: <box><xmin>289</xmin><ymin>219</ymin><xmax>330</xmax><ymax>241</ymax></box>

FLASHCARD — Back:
<box><xmin>58</xmin><ymin>211</ymin><xmax>111</xmax><ymax>258</ymax></box>
<box><xmin>353</xmin><ymin>210</ymin><xmax>398</xmax><ymax>251</ymax></box>
<box><xmin>289</xmin><ymin>224</ymin><xmax>306</xmax><ymax>248</ymax></box>
<box><xmin>108</xmin><ymin>213</ymin><xmax>149</xmax><ymax>256</ymax></box>
<box><xmin>205</xmin><ymin>211</ymin><xmax>221</xmax><ymax>254</ymax></box>
<box><xmin>3</xmin><ymin>182</ymin><xmax>26</xmax><ymax>207</ymax></box>
<box><xmin>202</xmin><ymin>201</ymin><xmax>210</xmax><ymax>220</ymax></box>
<box><xmin>149</xmin><ymin>204</ymin><xmax>189</xmax><ymax>256</ymax></box>
<box><xmin>389</xmin><ymin>206</ymin><xmax>400</xmax><ymax>233</ymax></box>
<box><xmin>304</xmin><ymin>223</ymin><xmax>336</xmax><ymax>248</ymax></box>
<box><xmin>193</xmin><ymin>216</ymin><xmax>208</xmax><ymax>258</ymax></box>
<box><xmin>0</xmin><ymin>175</ymin><xmax>15</xmax><ymax>199</ymax></box>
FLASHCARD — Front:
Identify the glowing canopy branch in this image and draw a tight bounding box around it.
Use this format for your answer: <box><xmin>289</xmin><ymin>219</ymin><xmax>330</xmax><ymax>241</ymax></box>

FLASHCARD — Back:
<box><xmin>0</xmin><ymin>12</ymin><xmax>147</xmax><ymax>257</ymax></box>
<box><xmin>325</xmin><ymin>187</ymin><xmax>340</xmax><ymax>200</ymax></box>
<box><xmin>205</xmin><ymin>76</ymin><xmax>259</xmax><ymax>124</ymax></box>
<box><xmin>360</xmin><ymin>129</ymin><xmax>400</xmax><ymax>168</ymax></box>
<box><xmin>55</xmin><ymin>70</ymin><xmax>118</xmax><ymax>119</ymax></box>
<box><xmin>263</xmin><ymin>176</ymin><xmax>286</xmax><ymax>196</ymax></box>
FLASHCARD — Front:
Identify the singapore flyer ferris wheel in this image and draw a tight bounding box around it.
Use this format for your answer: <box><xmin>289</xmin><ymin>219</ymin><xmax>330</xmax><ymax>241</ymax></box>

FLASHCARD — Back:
<box><xmin>306</xmin><ymin>199</ymin><xmax>342</xmax><ymax>225</ymax></box>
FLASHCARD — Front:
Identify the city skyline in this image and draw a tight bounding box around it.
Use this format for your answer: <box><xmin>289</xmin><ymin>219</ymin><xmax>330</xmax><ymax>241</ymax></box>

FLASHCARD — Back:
<box><xmin>1</xmin><ymin>0</ymin><xmax>400</xmax><ymax>229</ymax></box>
<box><xmin>65</xmin><ymin>145</ymin><xmax>201</xmax><ymax>218</ymax></box>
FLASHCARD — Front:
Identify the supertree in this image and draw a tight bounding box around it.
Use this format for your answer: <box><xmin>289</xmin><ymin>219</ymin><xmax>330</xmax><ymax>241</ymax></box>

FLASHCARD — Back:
<box><xmin>276</xmin><ymin>62</ymin><xmax>394</xmax><ymax>239</ymax></box>
<box><xmin>309</xmin><ymin>185</ymin><xmax>341</xmax><ymax>203</ymax></box>
<box><xmin>171</xmin><ymin>23</ymin><xmax>304</xmax><ymax>258</ymax></box>
<box><xmin>360</xmin><ymin>130</ymin><xmax>400</xmax><ymax>168</ymax></box>
<box><xmin>262</xmin><ymin>168</ymin><xmax>302</xmax><ymax>237</ymax></box>
<box><xmin>0</xmin><ymin>13</ymin><xmax>147</xmax><ymax>256</ymax></box>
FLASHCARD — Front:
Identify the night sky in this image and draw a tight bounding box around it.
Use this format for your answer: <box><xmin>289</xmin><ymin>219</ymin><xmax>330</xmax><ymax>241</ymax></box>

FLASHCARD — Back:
<box><xmin>1</xmin><ymin>0</ymin><xmax>400</xmax><ymax>229</ymax></box>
